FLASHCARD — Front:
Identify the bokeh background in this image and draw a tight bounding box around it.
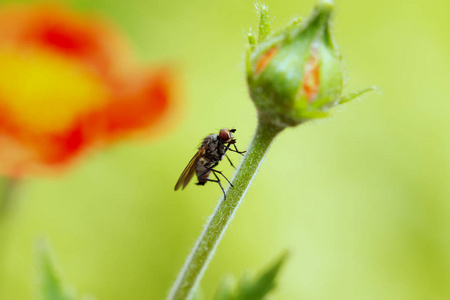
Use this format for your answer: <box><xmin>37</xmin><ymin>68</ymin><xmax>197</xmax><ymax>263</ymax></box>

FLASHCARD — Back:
<box><xmin>1</xmin><ymin>0</ymin><xmax>450</xmax><ymax>299</ymax></box>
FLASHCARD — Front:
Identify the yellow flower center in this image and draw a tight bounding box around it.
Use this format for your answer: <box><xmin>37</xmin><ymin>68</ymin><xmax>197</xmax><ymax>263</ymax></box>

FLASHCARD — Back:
<box><xmin>0</xmin><ymin>47</ymin><xmax>109</xmax><ymax>132</ymax></box>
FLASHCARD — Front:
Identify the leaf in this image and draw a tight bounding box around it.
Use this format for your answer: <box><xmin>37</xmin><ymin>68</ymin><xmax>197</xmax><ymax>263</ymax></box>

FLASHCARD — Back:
<box><xmin>213</xmin><ymin>252</ymin><xmax>288</xmax><ymax>300</ymax></box>
<box><xmin>301</xmin><ymin>110</ymin><xmax>330</xmax><ymax>119</ymax></box>
<box><xmin>35</xmin><ymin>239</ymin><xmax>76</xmax><ymax>300</ymax></box>
<box><xmin>339</xmin><ymin>86</ymin><xmax>378</xmax><ymax>104</ymax></box>
<box><xmin>213</xmin><ymin>276</ymin><xmax>236</xmax><ymax>300</ymax></box>
<box><xmin>255</xmin><ymin>2</ymin><xmax>271</xmax><ymax>42</ymax></box>
<box><xmin>248</xmin><ymin>32</ymin><xmax>257</xmax><ymax>52</ymax></box>
<box><xmin>0</xmin><ymin>177</ymin><xmax>19</xmax><ymax>216</ymax></box>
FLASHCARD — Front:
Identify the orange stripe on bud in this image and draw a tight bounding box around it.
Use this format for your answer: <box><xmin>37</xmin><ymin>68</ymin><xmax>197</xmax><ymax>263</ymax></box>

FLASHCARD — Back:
<box><xmin>254</xmin><ymin>47</ymin><xmax>278</xmax><ymax>75</ymax></box>
<box><xmin>301</xmin><ymin>52</ymin><xmax>320</xmax><ymax>102</ymax></box>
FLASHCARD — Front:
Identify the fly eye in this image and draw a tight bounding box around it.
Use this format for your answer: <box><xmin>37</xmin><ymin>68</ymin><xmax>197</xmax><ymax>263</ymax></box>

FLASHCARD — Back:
<box><xmin>219</xmin><ymin>130</ymin><xmax>229</xmax><ymax>141</ymax></box>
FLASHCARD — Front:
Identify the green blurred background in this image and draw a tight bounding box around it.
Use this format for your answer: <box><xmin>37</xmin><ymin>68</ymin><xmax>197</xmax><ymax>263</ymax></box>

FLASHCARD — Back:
<box><xmin>1</xmin><ymin>0</ymin><xmax>450</xmax><ymax>299</ymax></box>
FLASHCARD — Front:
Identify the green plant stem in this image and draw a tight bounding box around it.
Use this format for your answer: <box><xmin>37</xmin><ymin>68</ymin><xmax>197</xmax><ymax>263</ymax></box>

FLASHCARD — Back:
<box><xmin>0</xmin><ymin>177</ymin><xmax>19</xmax><ymax>273</ymax></box>
<box><xmin>0</xmin><ymin>177</ymin><xmax>19</xmax><ymax>218</ymax></box>
<box><xmin>168</xmin><ymin>119</ymin><xmax>284</xmax><ymax>300</ymax></box>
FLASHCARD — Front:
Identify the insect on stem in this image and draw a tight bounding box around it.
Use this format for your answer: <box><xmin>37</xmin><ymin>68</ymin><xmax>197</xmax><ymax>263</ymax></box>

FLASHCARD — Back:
<box><xmin>174</xmin><ymin>128</ymin><xmax>245</xmax><ymax>199</ymax></box>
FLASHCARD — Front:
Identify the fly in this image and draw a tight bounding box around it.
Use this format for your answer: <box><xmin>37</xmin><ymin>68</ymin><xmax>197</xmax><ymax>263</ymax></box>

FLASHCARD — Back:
<box><xmin>174</xmin><ymin>128</ymin><xmax>245</xmax><ymax>200</ymax></box>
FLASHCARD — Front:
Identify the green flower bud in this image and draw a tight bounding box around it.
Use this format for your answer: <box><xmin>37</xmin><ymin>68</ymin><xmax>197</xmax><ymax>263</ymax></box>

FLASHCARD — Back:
<box><xmin>247</xmin><ymin>1</ymin><xmax>370</xmax><ymax>127</ymax></box>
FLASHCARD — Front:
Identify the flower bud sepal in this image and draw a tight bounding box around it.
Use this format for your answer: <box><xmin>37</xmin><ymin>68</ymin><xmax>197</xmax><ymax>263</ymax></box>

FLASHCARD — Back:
<box><xmin>246</xmin><ymin>1</ymin><xmax>374</xmax><ymax>129</ymax></box>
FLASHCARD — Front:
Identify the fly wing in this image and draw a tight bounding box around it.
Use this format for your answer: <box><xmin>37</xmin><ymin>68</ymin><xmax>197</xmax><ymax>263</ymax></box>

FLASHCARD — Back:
<box><xmin>174</xmin><ymin>146</ymin><xmax>206</xmax><ymax>191</ymax></box>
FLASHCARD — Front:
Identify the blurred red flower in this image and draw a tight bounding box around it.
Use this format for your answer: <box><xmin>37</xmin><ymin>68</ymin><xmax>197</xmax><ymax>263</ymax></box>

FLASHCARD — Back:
<box><xmin>0</xmin><ymin>4</ymin><xmax>175</xmax><ymax>176</ymax></box>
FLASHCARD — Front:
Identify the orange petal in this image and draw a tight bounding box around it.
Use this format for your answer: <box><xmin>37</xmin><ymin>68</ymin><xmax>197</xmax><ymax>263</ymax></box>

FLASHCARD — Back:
<box><xmin>0</xmin><ymin>4</ymin><xmax>175</xmax><ymax>176</ymax></box>
<box><xmin>301</xmin><ymin>50</ymin><xmax>320</xmax><ymax>103</ymax></box>
<box><xmin>255</xmin><ymin>47</ymin><xmax>279</xmax><ymax>75</ymax></box>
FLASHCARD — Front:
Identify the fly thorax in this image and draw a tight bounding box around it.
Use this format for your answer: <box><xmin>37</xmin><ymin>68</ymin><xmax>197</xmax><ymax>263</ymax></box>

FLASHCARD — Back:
<box><xmin>201</xmin><ymin>134</ymin><xmax>222</xmax><ymax>161</ymax></box>
<box><xmin>217</xmin><ymin>143</ymin><xmax>226</xmax><ymax>157</ymax></box>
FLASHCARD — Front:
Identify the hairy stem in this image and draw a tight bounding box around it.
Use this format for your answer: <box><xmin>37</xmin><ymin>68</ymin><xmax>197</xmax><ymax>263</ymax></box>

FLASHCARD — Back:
<box><xmin>168</xmin><ymin>120</ymin><xmax>284</xmax><ymax>300</ymax></box>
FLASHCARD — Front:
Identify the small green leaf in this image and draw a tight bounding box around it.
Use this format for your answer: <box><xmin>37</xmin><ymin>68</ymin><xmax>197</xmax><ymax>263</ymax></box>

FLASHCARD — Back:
<box><xmin>213</xmin><ymin>276</ymin><xmax>235</xmax><ymax>300</ymax></box>
<box><xmin>213</xmin><ymin>252</ymin><xmax>288</xmax><ymax>300</ymax></box>
<box><xmin>0</xmin><ymin>177</ymin><xmax>18</xmax><ymax>216</ymax></box>
<box><xmin>248</xmin><ymin>32</ymin><xmax>257</xmax><ymax>52</ymax></box>
<box><xmin>339</xmin><ymin>86</ymin><xmax>377</xmax><ymax>104</ymax></box>
<box><xmin>256</xmin><ymin>3</ymin><xmax>270</xmax><ymax>42</ymax></box>
<box><xmin>35</xmin><ymin>239</ymin><xmax>75</xmax><ymax>300</ymax></box>
<box><xmin>300</xmin><ymin>110</ymin><xmax>330</xmax><ymax>119</ymax></box>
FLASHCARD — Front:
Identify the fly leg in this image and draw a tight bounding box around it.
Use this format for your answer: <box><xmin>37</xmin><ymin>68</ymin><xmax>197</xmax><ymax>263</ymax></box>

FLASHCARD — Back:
<box><xmin>219</xmin><ymin>139</ymin><xmax>246</xmax><ymax>156</ymax></box>
<box><xmin>219</xmin><ymin>143</ymin><xmax>236</xmax><ymax>167</ymax></box>
<box><xmin>233</xmin><ymin>143</ymin><xmax>246</xmax><ymax>155</ymax></box>
<box><xmin>228</xmin><ymin>143</ymin><xmax>246</xmax><ymax>155</ymax></box>
<box><xmin>223</xmin><ymin>142</ymin><xmax>246</xmax><ymax>156</ymax></box>
<box><xmin>204</xmin><ymin>161</ymin><xmax>233</xmax><ymax>187</ymax></box>
<box><xmin>225</xmin><ymin>154</ymin><xmax>235</xmax><ymax>169</ymax></box>
<box><xmin>203</xmin><ymin>174</ymin><xmax>227</xmax><ymax>200</ymax></box>
<box><xmin>210</xmin><ymin>168</ymin><xmax>233</xmax><ymax>187</ymax></box>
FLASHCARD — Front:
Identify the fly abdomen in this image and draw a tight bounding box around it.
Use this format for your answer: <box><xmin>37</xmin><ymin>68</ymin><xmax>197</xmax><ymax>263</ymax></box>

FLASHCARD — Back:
<box><xmin>196</xmin><ymin>157</ymin><xmax>211</xmax><ymax>185</ymax></box>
